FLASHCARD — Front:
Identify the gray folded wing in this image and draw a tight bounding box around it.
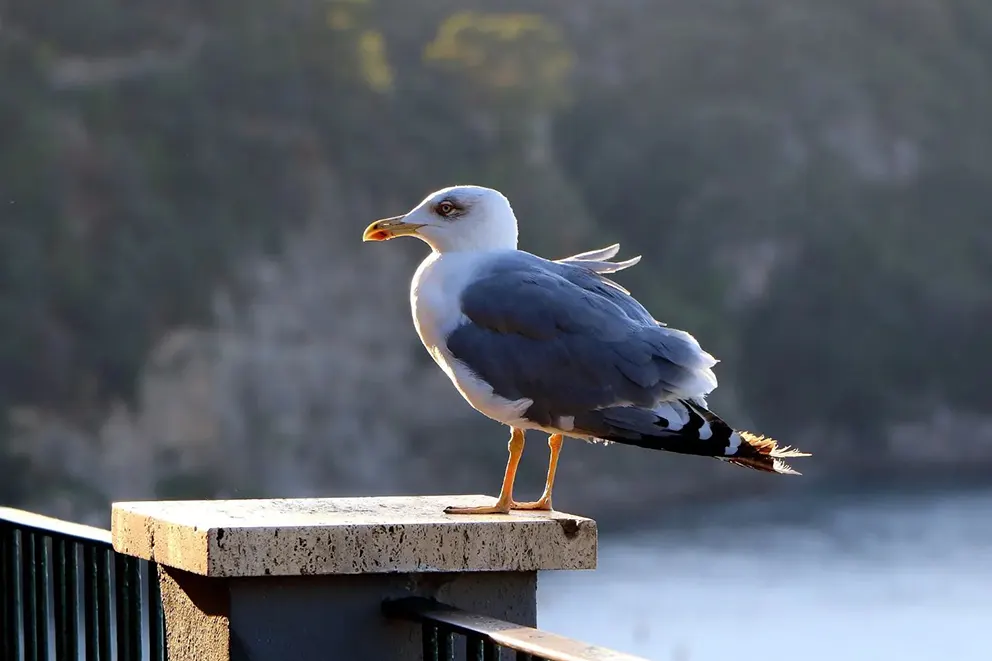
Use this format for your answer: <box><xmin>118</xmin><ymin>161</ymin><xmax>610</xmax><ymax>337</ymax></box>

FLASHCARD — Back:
<box><xmin>445</xmin><ymin>251</ymin><xmax>717</xmax><ymax>430</ymax></box>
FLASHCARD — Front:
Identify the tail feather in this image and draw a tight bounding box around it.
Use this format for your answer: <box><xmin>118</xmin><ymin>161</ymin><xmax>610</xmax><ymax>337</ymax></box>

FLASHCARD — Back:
<box><xmin>580</xmin><ymin>400</ymin><xmax>810</xmax><ymax>475</ymax></box>
<box><xmin>726</xmin><ymin>431</ymin><xmax>811</xmax><ymax>475</ymax></box>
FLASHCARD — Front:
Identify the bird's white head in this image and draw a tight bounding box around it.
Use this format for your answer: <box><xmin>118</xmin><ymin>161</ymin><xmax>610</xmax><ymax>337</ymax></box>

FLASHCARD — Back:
<box><xmin>363</xmin><ymin>185</ymin><xmax>518</xmax><ymax>253</ymax></box>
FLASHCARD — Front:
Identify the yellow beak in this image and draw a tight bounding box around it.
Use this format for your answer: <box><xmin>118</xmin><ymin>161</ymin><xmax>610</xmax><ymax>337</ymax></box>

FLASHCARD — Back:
<box><xmin>362</xmin><ymin>215</ymin><xmax>425</xmax><ymax>242</ymax></box>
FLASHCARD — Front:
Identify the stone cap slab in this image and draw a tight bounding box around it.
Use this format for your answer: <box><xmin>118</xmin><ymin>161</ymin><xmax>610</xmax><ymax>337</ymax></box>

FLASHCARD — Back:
<box><xmin>111</xmin><ymin>495</ymin><xmax>597</xmax><ymax>577</ymax></box>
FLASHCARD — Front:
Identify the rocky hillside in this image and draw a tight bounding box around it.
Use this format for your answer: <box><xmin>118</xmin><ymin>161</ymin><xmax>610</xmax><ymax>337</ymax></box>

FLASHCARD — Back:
<box><xmin>2</xmin><ymin>0</ymin><xmax>991</xmax><ymax>524</ymax></box>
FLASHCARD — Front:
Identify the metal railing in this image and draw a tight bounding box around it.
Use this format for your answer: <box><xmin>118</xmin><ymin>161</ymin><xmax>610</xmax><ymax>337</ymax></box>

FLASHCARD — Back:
<box><xmin>383</xmin><ymin>597</ymin><xmax>649</xmax><ymax>661</ymax></box>
<box><xmin>0</xmin><ymin>507</ymin><xmax>165</xmax><ymax>661</ymax></box>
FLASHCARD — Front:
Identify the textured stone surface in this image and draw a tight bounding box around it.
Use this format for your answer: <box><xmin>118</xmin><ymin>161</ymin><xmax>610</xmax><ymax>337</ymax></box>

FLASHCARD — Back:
<box><xmin>112</xmin><ymin>495</ymin><xmax>597</xmax><ymax>577</ymax></box>
<box><xmin>159</xmin><ymin>567</ymin><xmax>231</xmax><ymax>661</ymax></box>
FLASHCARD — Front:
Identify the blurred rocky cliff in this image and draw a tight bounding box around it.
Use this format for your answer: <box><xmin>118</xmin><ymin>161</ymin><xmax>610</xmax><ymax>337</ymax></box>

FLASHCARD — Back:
<box><xmin>2</xmin><ymin>0</ymin><xmax>990</xmax><ymax>525</ymax></box>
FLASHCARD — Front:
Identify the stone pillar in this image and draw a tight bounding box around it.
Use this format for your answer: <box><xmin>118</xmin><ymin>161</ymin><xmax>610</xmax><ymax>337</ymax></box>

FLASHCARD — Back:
<box><xmin>111</xmin><ymin>495</ymin><xmax>597</xmax><ymax>661</ymax></box>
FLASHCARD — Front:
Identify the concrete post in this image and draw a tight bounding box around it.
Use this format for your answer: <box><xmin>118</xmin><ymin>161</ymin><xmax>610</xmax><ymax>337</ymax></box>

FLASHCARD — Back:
<box><xmin>111</xmin><ymin>495</ymin><xmax>597</xmax><ymax>661</ymax></box>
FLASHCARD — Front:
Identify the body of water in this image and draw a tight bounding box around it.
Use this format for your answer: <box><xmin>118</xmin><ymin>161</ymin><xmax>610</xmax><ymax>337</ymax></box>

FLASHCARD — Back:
<box><xmin>538</xmin><ymin>488</ymin><xmax>992</xmax><ymax>661</ymax></box>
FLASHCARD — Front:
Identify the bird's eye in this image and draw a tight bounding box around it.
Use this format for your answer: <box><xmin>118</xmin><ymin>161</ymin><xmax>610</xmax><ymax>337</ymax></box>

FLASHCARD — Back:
<box><xmin>436</xmin><ymin>201</ymin><xmax>456</xmax><ymax>217</ymax></box>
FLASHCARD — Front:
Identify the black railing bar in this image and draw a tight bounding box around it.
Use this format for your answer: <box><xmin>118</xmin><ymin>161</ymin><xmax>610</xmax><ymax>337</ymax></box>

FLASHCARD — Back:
<box><xmin>384</xmin><ymin>598</ymin><xmax>650</xmax><ymax>661</ymax></box>
<box><xmin>98</xmin><ymin>548</ymin><xmax>115</xmax><ymax>661</ymax></box>
<box><xmin>2</xmin><ymin>524</ymin><xmax>26</xmax><ymax>660</ymax></box>
<box><xmin>54</xmin><ymin>537</ymin><xmax>75</xmax><ymax>660</ymax></box>
<box><xmin>467</xmin><ymin>635</ymin><xmax>484</xmax><ymax>660</ymax></box>
<box><xmin>464</xmin><ymin>634</ymin><xmax>502</xmax><ymax>661</ymax></box>
<box><xmin>39</xmin><ymin>535</ymin><xmax>55</xmax><ymax>659</ymax></box>
<box><xmin>419</xmin><ymin>621</ymin><xmax>452</xmax><ymax>661</ymax></box>
<box><xmin>438</xmin><ymin>626</ymin><xmax>451</xmax><ymax>661</ymax></box>
<box><xmin>423</xmin><ymin>623</ymin><xmax>438</xmax><ymax>661</ymax></box>
<box><xmin>84</xmin><ymin>544</ymin><xmax>100</xmax><ymax>660</ymax></box>
<box><xmin>23</xmin><ymin>531</ymin><xmax>39</xmax><ymax>660</ymax></box>
<box><xmin>118</xmin><ymin>554</ymin><xmax>143</xmax><ymax>661</ymax></box>
<box><xmin>0</xmin><ymin>507</ymin><xmax>112</xmax><ymax>546</ymax></box>
<box><xmin>73</xmin><ymin>542</ymin><xmax>87</xmax><ymax>660</ymax></box>
<box><xmin>115</xmin><ymin>554</ymin><xmax>129</xmax><ymax>661</ymax></box>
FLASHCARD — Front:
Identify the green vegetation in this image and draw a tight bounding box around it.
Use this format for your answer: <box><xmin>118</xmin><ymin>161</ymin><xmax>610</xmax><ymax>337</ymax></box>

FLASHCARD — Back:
<box><xmin>1</xmin><ymin>0</ymin><xmax>990</xmax><ymax>520</ymax></box>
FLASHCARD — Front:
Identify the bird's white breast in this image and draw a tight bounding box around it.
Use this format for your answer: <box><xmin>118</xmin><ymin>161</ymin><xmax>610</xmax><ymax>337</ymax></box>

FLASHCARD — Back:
<box><xmin>410</xmin><ymin>251</ymin><xmax>533</xmax><ymax>426</ymax></box>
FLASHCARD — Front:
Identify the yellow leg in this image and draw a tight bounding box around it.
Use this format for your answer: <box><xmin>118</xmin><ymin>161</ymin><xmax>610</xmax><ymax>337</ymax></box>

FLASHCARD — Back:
<box><xmin>445</xmin><ymin>428</ymin><xmax>526</xmax><ymax>515</ymax></box>
<box><xmin>513</xmin><ymin>433</ymin><xmax>563</xmax><ymax>511</ymax></box>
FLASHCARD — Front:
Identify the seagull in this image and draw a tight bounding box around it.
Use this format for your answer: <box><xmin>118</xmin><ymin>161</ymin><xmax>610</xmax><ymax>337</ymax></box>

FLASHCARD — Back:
<box><xmin>363</xmin><ymin>185</ymin><xmax>809</xmax><ymax>515</ymax></box>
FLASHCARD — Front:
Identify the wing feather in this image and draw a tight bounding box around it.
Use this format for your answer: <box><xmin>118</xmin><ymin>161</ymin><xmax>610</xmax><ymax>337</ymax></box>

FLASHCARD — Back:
<box><xmin>445</xmin><ymin>252</ymin><xmax>717</xmax><ymax>429</ymax></box>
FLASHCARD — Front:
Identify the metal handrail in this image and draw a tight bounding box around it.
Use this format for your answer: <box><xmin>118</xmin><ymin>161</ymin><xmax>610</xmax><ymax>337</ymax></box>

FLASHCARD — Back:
<box><xmin>0</xmin><ymin>506</ymin><xmax>165</xmax><ymax>661</ymax></box>
<box><xmin>0</xmin><ymin>508</ymin><xmax>113</xmax><ymax>546</ymax></box>
<box><xmin>383</xmin><ymin>597</ymin><xmax>650</xmax><ymax>661</ymax></box>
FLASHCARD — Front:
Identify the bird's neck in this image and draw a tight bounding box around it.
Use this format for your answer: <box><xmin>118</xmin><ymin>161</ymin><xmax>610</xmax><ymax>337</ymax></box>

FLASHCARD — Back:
<box><xmin>431</xmin><ymin>243</ymin><xmax>517</xmax><ymax>255</ymax></box>
<box><xmin>429</xmin><ymin>226</ymin><xmax>518</xmax><ymax>254</ymax></box>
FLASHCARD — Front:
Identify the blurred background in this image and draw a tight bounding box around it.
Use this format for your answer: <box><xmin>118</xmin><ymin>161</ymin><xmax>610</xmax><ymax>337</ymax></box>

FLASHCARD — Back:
<box><xmin>1</xmin><ymin>1</ymin><xmax>990</xmax><ymax>658</ymax></box>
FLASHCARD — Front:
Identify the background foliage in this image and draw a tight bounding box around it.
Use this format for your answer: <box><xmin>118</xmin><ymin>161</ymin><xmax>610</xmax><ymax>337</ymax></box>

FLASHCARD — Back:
<box><xmin>1</xmin><ymin>0</ymin><xmax>989</xmax><ymax>523</ymax></box>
